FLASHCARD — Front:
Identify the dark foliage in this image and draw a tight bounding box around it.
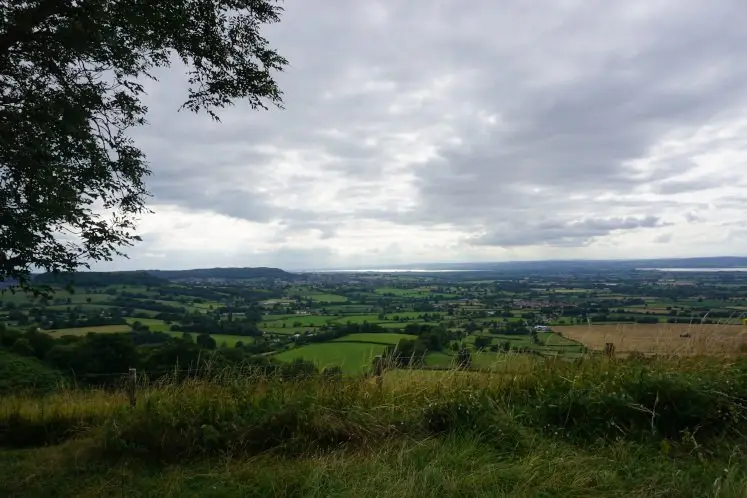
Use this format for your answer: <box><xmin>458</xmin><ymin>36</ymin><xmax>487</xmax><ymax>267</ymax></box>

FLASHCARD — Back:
<box><xmin>1</xmin><ymin>0</ymin><xmax>287</xmax><ymax>291</ymax></box>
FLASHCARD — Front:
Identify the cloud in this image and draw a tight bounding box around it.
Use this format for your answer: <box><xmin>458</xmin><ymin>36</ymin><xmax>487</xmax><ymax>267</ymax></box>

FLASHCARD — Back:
<box><xmin>99</xmin><ymin>0</ymin><xmax>747</xmax><ymax>269</ymax></box>
<box><xmin>471</xmin><ymin>216</ymin><xmax>667</xmax><ymax>247</ymax></box>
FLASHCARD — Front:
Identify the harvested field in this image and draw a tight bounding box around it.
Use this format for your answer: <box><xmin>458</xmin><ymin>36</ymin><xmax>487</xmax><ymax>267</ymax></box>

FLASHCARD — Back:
<box><xmin>558</xmin><ymin>323</ymin><xmax>747</xmax><ymax>355</ymax></box>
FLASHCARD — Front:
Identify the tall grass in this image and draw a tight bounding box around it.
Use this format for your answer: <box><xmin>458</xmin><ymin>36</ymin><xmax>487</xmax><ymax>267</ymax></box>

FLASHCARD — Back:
<box><xmin>3</xmin><ymin>355</ymin><xmax>747</xmax><ymax>460</ymax></box>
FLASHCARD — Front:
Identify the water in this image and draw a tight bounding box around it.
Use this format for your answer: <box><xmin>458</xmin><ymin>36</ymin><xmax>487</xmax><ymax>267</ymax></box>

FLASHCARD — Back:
<box><xmin>303</xmin><ymin>268</ymin><xmax>484</xmax><ymax>273</ymax></box>
<box><xmin>637</xmin><ymin>267</ymin><xmax>747</xmax><ymax>272</ymax></box>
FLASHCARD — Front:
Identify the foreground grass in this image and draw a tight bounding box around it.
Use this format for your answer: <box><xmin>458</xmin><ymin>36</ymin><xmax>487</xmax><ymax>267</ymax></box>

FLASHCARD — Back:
<box><xmin>3</xmin><ymin>356</ymin><xmax>747</xmax><ymax>496</ymax></box>
<box><xmin>4</xmin><ymin>433</ymin><xmax>746</xmax><ymax>497</ymax></box>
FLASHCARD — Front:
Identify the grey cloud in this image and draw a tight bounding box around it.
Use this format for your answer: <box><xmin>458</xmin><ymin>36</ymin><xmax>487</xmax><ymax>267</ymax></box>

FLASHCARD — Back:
<box><xmin>472</xmin><ymin>216</ymin><xmax>668</xmax><ymax>248</ymax></box>
<box><xmin>397</xmin><ymin>0</ymin><xmax>747</xmax><ymax>242</ymax></box>
<box><xmin>122</xmin><ymin>0</ymin><xmax>747</xmax><ymax>265</ymax></box>
<box><xmin>684</xmin><ymin>212</ymin><xmax>705</xmax><ymax>223</ymax></box>
<box><xmin>654</xmin><ymin>233</ymin><xmax>674</xmax><ymax>244</ymax></box>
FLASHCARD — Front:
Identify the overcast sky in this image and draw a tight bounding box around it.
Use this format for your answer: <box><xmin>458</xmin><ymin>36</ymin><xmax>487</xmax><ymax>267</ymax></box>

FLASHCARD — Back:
<box><xmin>101</xmin><ymin>0</ymin><xmax>747</xmax><ymax>271</ymax></box>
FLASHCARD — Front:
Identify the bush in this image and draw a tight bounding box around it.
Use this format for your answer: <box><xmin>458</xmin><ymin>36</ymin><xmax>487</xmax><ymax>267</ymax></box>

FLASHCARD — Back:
<box><xmin>525</xmin><ymin>361</ymin><xmax>747</xmax><ymax>441</ymax></box>
<box><xmin>102</xmin><ymin>378</ymin><xmax>379</xmax><ymax>460</ymax></box>
<box><xmin>420</xmin><ymin>393</ymin><xmax>526</xmax><ymax>453</ymax></box>
<box><xmin>0</xmin><ymin>350</ymin><xmax>61</xmax><ymax>395</ymax></box>
<box><xmin>11</xmin><ymin>338</ymin><xmax>34</xmax><ymax>356</ymax></box>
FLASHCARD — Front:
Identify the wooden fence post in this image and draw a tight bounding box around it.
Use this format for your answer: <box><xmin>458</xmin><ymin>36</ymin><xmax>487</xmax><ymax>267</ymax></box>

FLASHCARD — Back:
<box><xmin>373</xmin><ymin>355</ymin><xmax>383</xmax><ymax>387</ymax></box>
<box><xmin>127</xmin><ymin>368</ymin><xmax>137</xmax><ymax>408</ymax></box>
<box><xmin>604</xmin><ymin>343</ymin><xmax>616</xmax><ymax>359</ymax></box>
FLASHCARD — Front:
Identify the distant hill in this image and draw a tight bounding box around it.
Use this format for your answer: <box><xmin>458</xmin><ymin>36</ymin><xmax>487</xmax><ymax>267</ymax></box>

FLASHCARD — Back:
<box><xmin>147</xmin><ymin>267</ymin><xmax>300</xmax><ymax>281</ymax></box>
<box><xmin>31</xmin><ymin>267</ymin><xmax>300</xmax><ymax>286</ymax></box>
<box><xmin>33</xmin><ymin>270</ymin><xmax>168</xmax><ymax>287</ymax></box>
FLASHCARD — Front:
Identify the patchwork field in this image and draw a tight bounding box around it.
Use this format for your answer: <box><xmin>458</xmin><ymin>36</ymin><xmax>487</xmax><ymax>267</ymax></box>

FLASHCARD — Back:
<box><xmin>559</xmin><ymin>323</ymin><xmax>747</xmax><ymax>354</ymax></box>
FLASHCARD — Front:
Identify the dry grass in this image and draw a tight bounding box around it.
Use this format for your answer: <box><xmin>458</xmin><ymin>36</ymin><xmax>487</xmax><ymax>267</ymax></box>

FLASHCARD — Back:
<box><xmin>559</xmin><ymin>322</ymin><xmax>747</xmax><ymax>354</ymax></box>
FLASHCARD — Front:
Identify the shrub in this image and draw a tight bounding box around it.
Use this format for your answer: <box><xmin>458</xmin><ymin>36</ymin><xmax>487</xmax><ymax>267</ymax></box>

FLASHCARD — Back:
<box><xmin>525</xmin><ymin>361</ymin><xmax>747</xmax><ymax>442</ymax></box>
<box><xmin>0</xmin><ymin>350</ymin><xmax>61</xmax><ymax>395</ymax></box>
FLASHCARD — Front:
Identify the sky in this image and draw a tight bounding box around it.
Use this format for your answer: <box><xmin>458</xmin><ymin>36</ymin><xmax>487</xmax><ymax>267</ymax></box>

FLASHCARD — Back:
<box><xmin>101</xmin><ymin>0</ymin><xmax>747</xmax><ymax>271</ymax></box>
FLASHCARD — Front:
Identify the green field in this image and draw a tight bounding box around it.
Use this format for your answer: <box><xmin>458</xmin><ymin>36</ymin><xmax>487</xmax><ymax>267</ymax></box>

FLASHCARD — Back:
<box><xmin>190</xmin><ymin>301</ymin><xmax>223</xmax><ymax>310</ymax></box>
<box><xmin>207</xmin><ymin>334</ymin><xmax>255</xmax><ymax>347</ymax></box>
<box><xmin>537</xmin><ymin>331</ymin><xmax>581</xmax><ymax>346</ymax></box>
<box><xmin>47</xmin><ymin>324</ymin><xmax>132</xmax><ymax>336</ymax></box>
<box><xmin>373</xmin><ymin>287</ymin><xmax>459</xmax><ymax>299</ymax></box>
<box><xmin>305</xmin><ymin>293</ymin><xmax>348</xmax><ymax>303</ymax></box>
<box><xmin>263</xmin><ymin>327</ymin><xmax>317</xmax><ymax>336</ymax></box>
<box><xmin>424</xmin><ymin>350</ymin><xmax>455</xmax><ymax>367</ymax></box>
<box><xmin>274</xmin><ymin>342</ymin><xmax>386</xmax><ymax>374</ymax></box>
<box><xmin>163</xmin><ymin>332</ymin><xmax>255</xmax><ymax>346</ymax></box>
<box><xmin>325</xmin><ymin>305</ymin><xmax>375</xmax><ymax>313</ymax></box>
<box><xmin>384</xmin><ymin>311</ymin><xmax>445</xmax><ymax>320</ymax></box>
<box><xmin>332</xmin><ymin>333</ymin><xmax>416</xmax><ymax>345</ymax></box>
<box><xmin>124</xmin><ymin>318</ymin><xmax>171</xmax><ymax>332</ymax></box>
<box><xmin>259</xmin><ymin>314</ymin><xmax>303</xmax><ymax>322</ymax></box>
<box><xmin>46</xmin><ymin>304</ymin><xmax>122</xmax><ymax>312</ymax></box>
<box><xmin>259</xmin><ymin>315</ymin><xmax>335</xmax><ymax>328</ymax></box>
<box><xmin>329</xmin><ymin>314</ymin><xmax>385</xmax><ymax>325</ymax></box>
<box><xmin>379</xmin><ymin>321</ymin><xmax>440</xmax><ymax>329</ymax></box>
<box><xmin>374</xmin><ymin>287</ymin><xmax>428</xmax><ymax>297</ymax></box>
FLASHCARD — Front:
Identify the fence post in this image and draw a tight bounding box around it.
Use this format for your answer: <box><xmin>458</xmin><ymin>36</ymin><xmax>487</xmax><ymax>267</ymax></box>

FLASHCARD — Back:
<box><xmin>127</xmin><ymin>368</ymin><xmax>137</xmax><ymax>408</ymax></box>
<box><xmin>373</xmin><ymin>355</ymin><xmax>383</xmax><ymax>387</ymax></box>
<box><xmin>604</xmin><ymin>342</ymin><xmax>616</xmax><ymax>359</ymax></box>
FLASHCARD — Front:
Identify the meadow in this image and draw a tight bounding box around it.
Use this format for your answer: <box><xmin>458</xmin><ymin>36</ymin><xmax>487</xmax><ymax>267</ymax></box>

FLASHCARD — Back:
<box><xmin>274</xmin><ymin>342</ymin><xmax>387</xmax><ymax>374</ymax></box>
<box><xmin>48</xmin><ymin>324</ymin><xmax>133</xmax><ymax>336</ymax></box>
<box><xmin>124</xmin><ymin>317</ymin><xmax>172</xmax><ymax>332</ymax></box>
<box><xmin>331</xmin><ymin>332</ymin><xmax>417</xmax><ymax>345</ymax></box>
<box><xmin>162</xmin><ymin>331</ymin><xmax>255</xmax><ymax>347</ymax></box>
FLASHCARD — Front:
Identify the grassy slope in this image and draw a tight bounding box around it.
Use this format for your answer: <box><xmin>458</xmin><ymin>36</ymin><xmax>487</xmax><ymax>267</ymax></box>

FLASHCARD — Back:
<box><xmin>3</xmin><ymin>357</ymin><xmax>747</xmax><ymax>496</ymax></box>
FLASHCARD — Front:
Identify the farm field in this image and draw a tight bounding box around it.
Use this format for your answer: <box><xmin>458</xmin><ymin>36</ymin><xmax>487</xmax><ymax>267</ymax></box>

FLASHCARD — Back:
<box><xmin>378</xmin><ymin>321</ymin><xmax>440</xmax><ymax>329</ymax></box>
<box><xmin>559</xmin><ymin>323</ymin><xmax>747</xmax><ymax>354</ymax></box>
<box><xmin>264</xmin><ymin>327</ymin><xmax>317</xmax><ymax>336</ymax></box>
<box><xmin>331</xmin><ymin>333</ymin><xmax>416</xmax><ymax>345</ymax></box>
<box><xmin>47</xmin><ymin>324</ymin><xmax>132</xmax><ymax>336</ymax></box>
<box><xmin>328</xmin><ymin>314</ymin><xmax>386</xmax><ymax>325</ymax></box>
<box><xmin>424</xmin><ymin>351</ymin><xmax>455</xmax><ymax>367</ymax></box>
<box><xmin>259</xmin><ymin>315</ymin><xmax>334</xmax><ymax>327</ymax></box>
<box><xmin>303</xmin><ymin>293</ymin><xmax>348</xmax><ymax>303</ymax></box>
<box><xmin>324</xmin><ymin>305</ymin><xmax>375</xmax><ymax>313</ymax></box>
<box><xmin>536</xmin><ymin>331</ymin><xmax>583</xmax><ymax>346</ymax></box>
<box><xmin>274</xmin><ymin>342</ymin><xmax>387</xmax><ymax>374</ymax></box>
<box><xmin>124</xmin><ymin>318</ymin><xmax>171</xmax><ymax>332</ymax></box>
<box><xmin>205</xmin><ymin>333</ymin><xmax>255</xmax><ymax>347</ymax></box>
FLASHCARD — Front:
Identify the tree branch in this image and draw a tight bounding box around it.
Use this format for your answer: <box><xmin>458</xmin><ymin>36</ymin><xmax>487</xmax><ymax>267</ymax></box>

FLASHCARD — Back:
<box><xmin>0</xmin><ymin>0</ymin><xmax>67</xmax><ymax>56</ymax></box>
